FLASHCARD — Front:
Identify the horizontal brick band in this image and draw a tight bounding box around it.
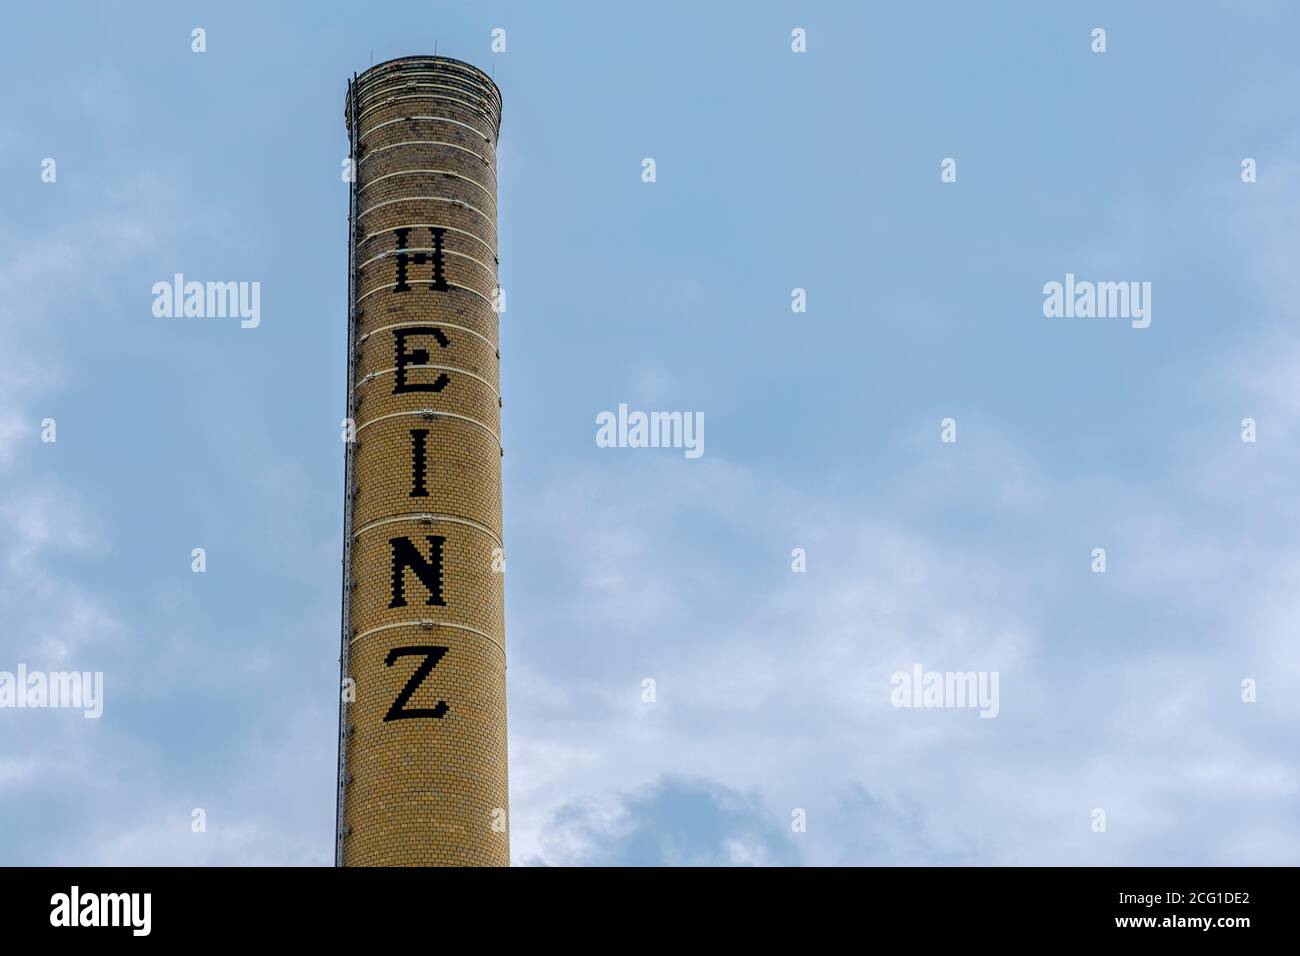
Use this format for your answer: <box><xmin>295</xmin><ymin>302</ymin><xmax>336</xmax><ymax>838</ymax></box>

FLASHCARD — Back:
<box><xmin>358</xmin><ymin>363</ymin><xmax>498</xmax><ymax>396</ymax></box>
<box><xmin>353</xmin><ymin>512</ymin><xmax>503</xmax><ymax>549</ymax></box>
<box><xmin>358</xmin><ymin>92</ymin><xmax>499</xmax><ymax>132</ymax></box>
<box><xmin>350</xmin><ymin>517</ymin><xmax>504</xmax><ymax>637</ymax></box>
<box><xmin>359</xmin><ymin>252</ymin><xmax>498</xmax><ymax>293</ymax></box>
<box><xmin>353</xmin><ymin>61</ymin><xmax>501</xmax><ymax>105</ymax></box>
<box><xmin>359</xmin><ymin>114</ymin><xmax>494</xmax><ymax>145</ymax></box>
<box><xmin>357</xmin><ymin>317</ymin><xmax>497</xmax><ymax>377</ymax></box>
<box><xmin>358</xmin><ymin>280</ymin><xmax>495</xmax><ymax>313</ymax></box>
<box><xmin>358</xmin><ymin>193</ymin><xmax>495</xmax><ymax>226</ymax></box>
<box><xmin>355</xmin><ymin>75</ymin><xmax>501</xmax><ymax>115</ymax></box>
<box><xmin>355</xmin><ymin>408</ymin><xmax>501</xmax><ymax>446</ymax></box>
<box><xmin>356</xmin><ymin>240</ymin><xmax>498</xmax><ymax>304</ymax></box>
<box><xmin>359</xmin><ymin>139</ymin><xmax>496</xmax><ymax>174</ymax></box>
<box><xmin>360</xmin><ymin>168</ymin><xmax>497</xmax><ymax>208</ymax></box>
<box><xmin>359</xmin><ymin>320</ymin><xmax>497</xmax><ymax>354</ymax></box>
<box><xmin>352</xmin><ymin>414</ymin><xmax>501</xmax><ymax>532</ymax></box>
<box><xmin>351</xmin><ymin>65</ymin><xmax>501</xmax><ymax>125</ymax></box>
<box><xmin>356</xmin><ymin>83</ymin><xmax>499</xmax><ymax>116</ymax></box>
<box><xmin>350</xmin><ymin>619</ymin><xmax>505</xmax><ymax>661</ymax></box>
<box><xmin>359</xmin><ymin>221</ymin><xmax>497</xmax><ymax>267</ymax></box>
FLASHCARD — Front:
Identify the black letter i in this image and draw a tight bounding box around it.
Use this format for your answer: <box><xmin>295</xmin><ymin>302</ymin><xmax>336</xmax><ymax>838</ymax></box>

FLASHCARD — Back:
<box><xmin>410</xmin><ymin>428</ymin><xmax>429</xmax><ymax>497</ymax></box>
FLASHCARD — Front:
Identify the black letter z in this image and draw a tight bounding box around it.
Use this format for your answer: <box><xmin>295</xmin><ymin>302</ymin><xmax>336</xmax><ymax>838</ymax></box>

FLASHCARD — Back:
<box><xmin>383</xmin><ymin>646</ymin><xmax>450</xmax><ymax>721</ymax></box>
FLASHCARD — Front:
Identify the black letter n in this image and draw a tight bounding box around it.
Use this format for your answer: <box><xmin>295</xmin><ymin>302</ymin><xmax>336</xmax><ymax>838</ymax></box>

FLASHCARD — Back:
<box><xmin>389</xmin><ymin>535</ymin><xmax>446</xmax><ymax>608</ymax></box>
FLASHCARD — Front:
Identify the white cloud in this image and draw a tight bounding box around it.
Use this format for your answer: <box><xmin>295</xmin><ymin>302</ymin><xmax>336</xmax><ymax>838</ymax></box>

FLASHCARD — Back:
<box><xmin>526</xmin><ymin>775</ymin><xmax>798</xmax><ymax>866</ymax></box>
<box><xmin>507</xmin><ymin>438</ymin><xmax>1300</xmax><ymax>865</ymax></box>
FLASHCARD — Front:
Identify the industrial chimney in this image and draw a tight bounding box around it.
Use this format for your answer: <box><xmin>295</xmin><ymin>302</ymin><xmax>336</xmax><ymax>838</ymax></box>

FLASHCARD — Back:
<box><xmin>336</xmin><ymin>55</ymin><xmax>508</xmax><ymax>866</ymax></box>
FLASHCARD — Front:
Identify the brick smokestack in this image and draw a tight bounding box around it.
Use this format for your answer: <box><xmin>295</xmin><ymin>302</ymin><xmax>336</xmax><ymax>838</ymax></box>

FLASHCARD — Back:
<box><xmin>336</xmin><ymin>56</ymin><xmax>507</xmax><ymax>866</ymax></box>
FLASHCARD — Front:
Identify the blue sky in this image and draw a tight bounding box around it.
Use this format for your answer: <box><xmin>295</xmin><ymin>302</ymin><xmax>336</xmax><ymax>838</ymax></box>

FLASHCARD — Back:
<box><xmin>2</xmin><ymin>0</ymin><xmax>1298</xmax><ymax>865</ymax></box>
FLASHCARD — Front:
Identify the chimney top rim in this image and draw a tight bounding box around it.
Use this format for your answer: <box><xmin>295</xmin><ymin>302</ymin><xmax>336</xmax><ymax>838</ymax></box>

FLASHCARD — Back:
<box><xmin>352</xmin><ymin>55</ymin><xmax>501</xmax><ymax>103</ymax></box>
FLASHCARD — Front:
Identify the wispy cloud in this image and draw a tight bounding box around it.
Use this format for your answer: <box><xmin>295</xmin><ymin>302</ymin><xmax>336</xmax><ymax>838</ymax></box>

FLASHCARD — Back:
<box><xmin>525</xmin><ymin>775</ymin><xmax>798</xmax><ymax>866</ymax></box>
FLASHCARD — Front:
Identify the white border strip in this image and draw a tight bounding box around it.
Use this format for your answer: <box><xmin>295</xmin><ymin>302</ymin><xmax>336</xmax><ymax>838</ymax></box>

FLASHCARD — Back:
<box><xmin>356</xmin><ymin>279</ymin><xmax>495</xmax><ymax>311</ymax></box>
<box><xmin>359</xmin><ymin>320</ymin><xmax>497</xmax><ymax>353</ymax></box>
<box><xmin>357</xmin><ymin>91</ymin><xmax>496</xmax><ymax>128</ymax></box>
<box><xmin>359</xmin><ymin>168</ymin><xmax>496</xmax><ymax>207</ymax></box>
<box><xmin>354</xmin><ymin>512</ymin><xmax>503</xmax><ymax>548</ymax></box>
<box><xmin>359</xmin><ymin>115</ymin><xmax>493</xmax><ymax>145</ymax></box>
<box><xmin>359</xmin><ymin>222</ymin><xmax>496</xmax><ymax>263</ymax></box>
<box><xmin>359</xmin><ymin>245</ymin><xmax>496</xmax><ymax>278</ymax></box>
<box><xmin>358</xmin><ymin>364</ymin><xmax>498</xmax><ymax>395</ymax></box>
<box><xmin>356</xmin><ymin>408</ymin><xmax>501</xmax><ymax>446</ymax></box>
<box><xmin>350</xmin><ymin>619</ymin><xmax>504</xmax><ymax>659</ymax></box>
<box><xmin>357</xmin><ymin>195</ymin><xmax>495</xmax><ymax>232</ymax></box>
<box><xmin>359</xmin><ymin>139</ymin><xmax>495</xmax><ymax>171</ymax></box>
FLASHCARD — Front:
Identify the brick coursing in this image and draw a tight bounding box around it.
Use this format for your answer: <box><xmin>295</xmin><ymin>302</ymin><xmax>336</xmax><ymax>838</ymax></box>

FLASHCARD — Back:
<box><xmin>341</xmin><ymin>56</ymin><xmax>508</xmax><ymax>867</ymax></box>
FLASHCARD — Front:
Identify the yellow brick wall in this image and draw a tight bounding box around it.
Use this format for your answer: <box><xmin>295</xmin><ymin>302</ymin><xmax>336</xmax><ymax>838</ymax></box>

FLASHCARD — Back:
<box><xmin>340</xmin><ymin>56</ymin><xmax>508</xmax><ymax>867</ymax></box>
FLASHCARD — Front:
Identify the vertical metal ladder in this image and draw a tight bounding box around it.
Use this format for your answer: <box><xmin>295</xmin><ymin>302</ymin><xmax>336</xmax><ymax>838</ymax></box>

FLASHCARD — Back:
<box><xmin>333</xmin><ymin>73</ymin><xmax>360</xmax><ymax>868</ymax></box>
